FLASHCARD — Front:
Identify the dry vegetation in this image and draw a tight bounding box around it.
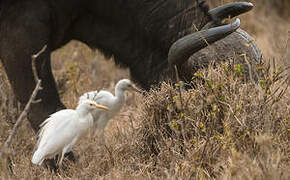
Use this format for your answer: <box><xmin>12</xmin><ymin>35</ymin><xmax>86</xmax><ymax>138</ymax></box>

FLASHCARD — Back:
<box><xmin>0</xmin><ymin>1</ymin><xmax>290</xmax><ymax>179</ymax></box>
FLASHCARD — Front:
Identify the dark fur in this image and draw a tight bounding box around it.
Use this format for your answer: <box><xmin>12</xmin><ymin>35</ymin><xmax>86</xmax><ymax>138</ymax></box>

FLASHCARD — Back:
<box><xmin>0</xmin><ymin>0</ymin><xmax>212</xmax><ymax>131</ymax></box>
<box><xmin>0</xmin><ymin>0</ymin><xmax>264</xmax><ymax>137</ymax></box>
<box><xmin>0</xmin><ymin>0</ymin><xmax>262</xmax><ymax>169</ymax></box>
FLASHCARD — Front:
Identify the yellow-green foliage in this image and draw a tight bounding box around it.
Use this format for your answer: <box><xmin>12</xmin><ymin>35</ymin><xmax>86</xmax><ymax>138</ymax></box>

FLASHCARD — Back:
<box><xmin>136</xmin><ymin>62</ymin><xmax>290</xmax><ymax>179</ymax></box>
<box><xmin>0</xmin><ymin>51</ymin><xmax>290</xmax><ymax>179</ymax></box>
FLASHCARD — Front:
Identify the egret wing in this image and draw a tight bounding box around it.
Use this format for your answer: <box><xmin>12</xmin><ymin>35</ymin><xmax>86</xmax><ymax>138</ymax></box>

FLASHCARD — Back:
<box><xmin>78</xmin><ymin>90</ymin><xmax>114</xmax><ymax>105</ymax></box>
<box><xmin>93</xmin><ymin>90</ymin><xmax>114</xmax><ymax>105</ymax></box>
<box><xmin>36</xmin><ymin>109</ymin><xmax>78</xmax><ymax>149</ymax></box>
<box><xmin>79</xmin><ymin>90</ymin><xmax>115</xmax><ymax>131</ymax></box>
<box><xmin>78</xmin><ymin>90</ymin><xmax>99</xmax><ymax>105</ymax></box>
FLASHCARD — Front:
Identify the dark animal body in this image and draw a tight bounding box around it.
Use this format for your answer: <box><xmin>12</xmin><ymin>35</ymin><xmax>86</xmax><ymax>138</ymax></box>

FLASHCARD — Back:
<box><xmin>0</xmin><ymin>0</ymin><xmax>261</xmax><ymax>132</ymax></box>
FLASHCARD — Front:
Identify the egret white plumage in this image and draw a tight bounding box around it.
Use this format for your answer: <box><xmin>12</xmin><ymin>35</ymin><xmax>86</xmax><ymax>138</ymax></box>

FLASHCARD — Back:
<box><xmin>78</xmin><ymin>79</ymin><xmax>140</xmax><ymax>133</ymax></box>
<box><xmin>31</xmin><ymin>99</ymin><xmax>109</xmax><ymax>166</ymax></box>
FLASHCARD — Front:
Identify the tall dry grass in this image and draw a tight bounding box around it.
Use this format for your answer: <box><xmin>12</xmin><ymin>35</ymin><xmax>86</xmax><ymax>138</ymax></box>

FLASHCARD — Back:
<box><xmin>135</xmin><ymin>60</ymin><xmax>290</xmax><ymax>179</ymax></box>
<box><xmin>0</xmin><ymin>0</ymin><xmax>290</xmax><ymax>179</ymax></box>
<box><xmin>1</xmin><ymin>59</ymin><xmax>289</xmax><ymax>179</ymax></box>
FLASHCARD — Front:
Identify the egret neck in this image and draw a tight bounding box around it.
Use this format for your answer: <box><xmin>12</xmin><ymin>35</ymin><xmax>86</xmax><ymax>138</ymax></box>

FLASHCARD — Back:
<box><xmin>114</xmin><ymin>82</ymin><xmax>127</xmax><ymax>106</ymax></box>
<box><xmin>76</xmin><ymin>104</ymin><xmax>94</xmax><ymax>132</ymax></box>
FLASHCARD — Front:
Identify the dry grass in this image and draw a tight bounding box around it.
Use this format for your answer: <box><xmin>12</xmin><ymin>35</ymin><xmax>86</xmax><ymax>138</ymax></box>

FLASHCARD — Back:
<box><xmin>0</xmin><ymin>1</ymin><xmax>290</xmax><ymax>179</ymax></box>
<box><xmin>135</xmin><ymin>61</ymin><xmax>290</xmax><ymax>179</ymax></box>
<box><xmin>2</xmin><ymin>59</ymin><xmax>290</xmax><ymax>179</ymax></box>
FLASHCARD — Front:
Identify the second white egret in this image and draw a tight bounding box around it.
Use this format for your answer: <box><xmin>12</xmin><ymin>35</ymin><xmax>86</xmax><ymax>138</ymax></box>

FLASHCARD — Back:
<box><xmin>78</xmin><ymin>79</ymin><xmax>140</xmax><ymax>133</ymax></box>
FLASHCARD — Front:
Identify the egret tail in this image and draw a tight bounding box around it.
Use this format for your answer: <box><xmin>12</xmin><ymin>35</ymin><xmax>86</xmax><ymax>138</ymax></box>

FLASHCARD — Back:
<box><xmin>31</xmin><ymin>149</ymin><xmax>44</xmax><ymax>165</ymax></box>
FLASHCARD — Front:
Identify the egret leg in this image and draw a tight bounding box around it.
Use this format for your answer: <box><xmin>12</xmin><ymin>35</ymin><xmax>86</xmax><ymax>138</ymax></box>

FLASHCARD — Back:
<box><xmin>57</xmin><ymin>151</ymin><xmax>65</xmax><ymax>167</ymax></box>
<box><xmin>39</xmin><ymin>159</ymin><xmax>44</xmax><ymax>166</ymax></box>
<box><xmin>66</xmin><ymin>136</ymin><xmax>79</xmax><ymax>153</ymax></box>
<box><xmin>64</xmin><ymin>151</ymin><xmax>76</xmax><ymax>163</ymax></box>
<box><xmin>43</xmin><ymin>151</ymin><xmax>76</xmax><ymax>172</ymax></box>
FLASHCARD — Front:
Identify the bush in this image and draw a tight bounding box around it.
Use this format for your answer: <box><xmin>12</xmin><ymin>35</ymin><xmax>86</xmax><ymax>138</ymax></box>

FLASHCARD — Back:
<box><xmin>135</xmin><ymin>61</ymin><xmax>290</xmax><ymax>179</ymax></box>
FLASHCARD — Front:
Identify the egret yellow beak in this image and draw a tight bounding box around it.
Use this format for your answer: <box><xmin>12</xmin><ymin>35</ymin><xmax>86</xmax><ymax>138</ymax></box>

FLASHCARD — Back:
<box><xmin>93</xmin><ymin>104</ymin><xmax>109</xmax><ymax>111</ymax></box>
<box><xmin>131</xmin><ymin>85</ymin><xmax>142</xmax><ymax>93</ymax></box>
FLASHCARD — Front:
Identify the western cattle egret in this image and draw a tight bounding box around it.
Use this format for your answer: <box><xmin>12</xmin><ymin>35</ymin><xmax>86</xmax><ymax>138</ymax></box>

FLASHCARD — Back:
<box><xmin>78</xmin><ymin>79</ymin><xmax>140</xmax><ymax>133</ymax></box>
<box><xmin>31</xmin><ymin>99</ymin><xmax>109</xmax><ymax>166</ymax></box>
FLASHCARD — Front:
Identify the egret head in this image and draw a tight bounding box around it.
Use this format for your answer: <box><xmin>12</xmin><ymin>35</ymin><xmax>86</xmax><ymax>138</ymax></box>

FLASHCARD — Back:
<box><xmin>117</xmin><ymin>79</ymin><xmax>141</xmax><ymax>93</ymax></box>
<box><xmin>77</xmin><ymin>99</ymin><xmax>109</xmax><ymax>111</ymax></box>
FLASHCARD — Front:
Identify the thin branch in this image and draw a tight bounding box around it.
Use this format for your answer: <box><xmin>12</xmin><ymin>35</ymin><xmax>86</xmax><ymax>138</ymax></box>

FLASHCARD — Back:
<box><xmin>174</xmin><ymin>65</ymin><xmax>180</xmax><ymax>83</ymax></box>
<box><xmin>240</xmin><ymin>53</ymin><xmax>254</xmax><ymax>83</ymax></box>
<box><xmin>0</xmin><ymin>80</ymin><xmax>42</xmax><ymax>159</ymax></box>
<box><xmin>174</xmin><ymin>65</ymin><xmax>184</xmax><ymax>106</ymax></box>
<box><xmin>31</xmin><ymin>45</ymin><xmax>47</xmax><ymax>83</ymax></box>
<box><xmin>174</xmin><ymin>65</ymin><xmax>186</xmax><ymax>143</ymax></box>
<box><xmin>0</xmin><ymin>45</ymin><xmax>46</xmax><ymax>160</ymax></box>
<box><xmin>218</xmin><ymin>100</ymin><xmax>244</xmax><ymax>127</ymax></box>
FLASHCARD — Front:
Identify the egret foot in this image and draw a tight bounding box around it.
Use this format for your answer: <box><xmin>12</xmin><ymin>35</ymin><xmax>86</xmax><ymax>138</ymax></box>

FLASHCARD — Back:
<box><xmin>43</xmin><ymin>151</ymin><xmax>77</xmax><ymax>172</ymax></box>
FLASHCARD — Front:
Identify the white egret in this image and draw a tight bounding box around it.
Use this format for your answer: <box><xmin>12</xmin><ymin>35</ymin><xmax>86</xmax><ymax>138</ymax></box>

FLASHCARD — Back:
<box><xmin>78</xmin><ymin>79</ymin><xmax>140</xmax><ymax>133</ymax></box>
<box><xmin>31</xmin><ymin>99</ymin><xmax>109</xmax><ymax>166</ymax></box>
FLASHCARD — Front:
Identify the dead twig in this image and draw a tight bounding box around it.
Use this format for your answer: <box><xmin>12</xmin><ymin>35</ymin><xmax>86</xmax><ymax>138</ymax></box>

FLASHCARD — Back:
<box><xmin>31</xmin><ymin>45</ymin><xmax>47</xmax><ymax>83</ymax></box>
<box><xmin>0</xmin><ymin>80</ymin><xmax>42</xmax><ymax>159</ymax></box>
<box><xmin>0</xmin><ymin>45</ymin><xmax>46</xmax><ymax>160</ymax></box>
<box><xmin>218</xmin><ymin>100</ymin><xmax>244</xmax><ymax>127</ymax></box>
<box><xmin>173</xmin><ymin>65</ymin><xmax>187</xmax><ymax>143</ymax></box>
